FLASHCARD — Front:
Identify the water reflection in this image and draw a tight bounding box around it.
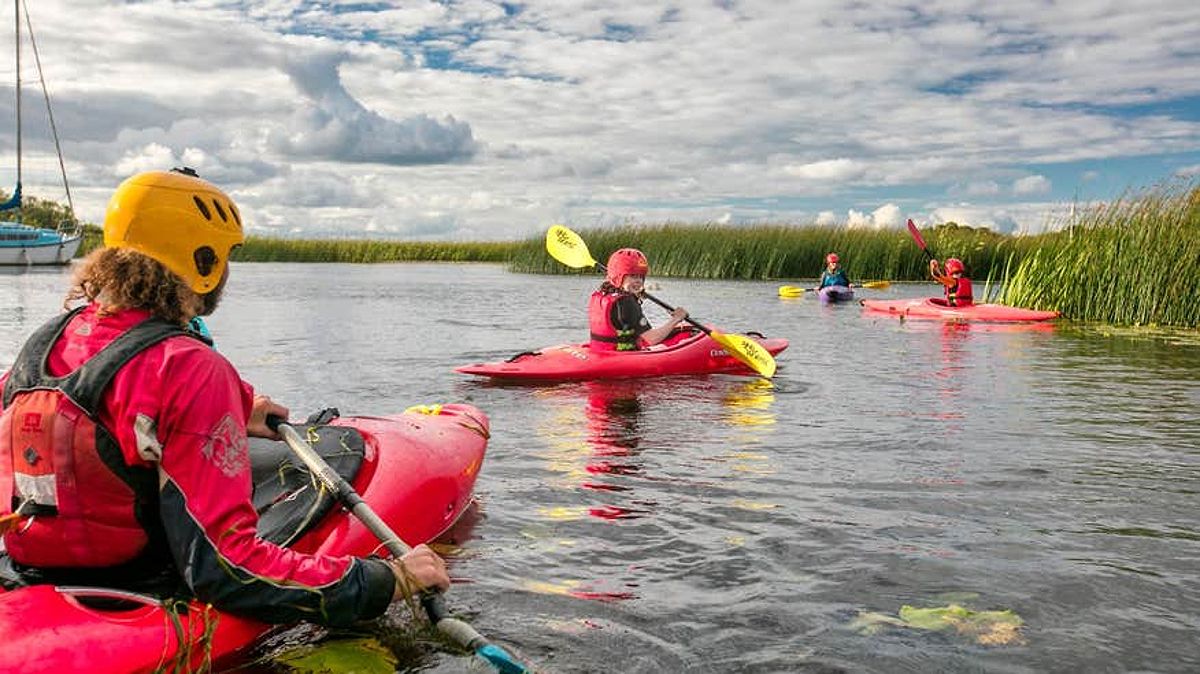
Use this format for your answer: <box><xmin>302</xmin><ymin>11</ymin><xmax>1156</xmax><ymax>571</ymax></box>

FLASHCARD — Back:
<box><xmin>518</xmin><ymin>376</ymin><xmax>783</xmax><ymax>604</ymax></box>
<box><xmin>581</xmin><ymin>380</ymin><xmax>645</xmax><ymax>500</ymax></box>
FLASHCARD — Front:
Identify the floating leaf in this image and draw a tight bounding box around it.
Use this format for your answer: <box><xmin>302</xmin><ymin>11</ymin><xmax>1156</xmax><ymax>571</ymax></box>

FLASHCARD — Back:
<box><xmin>855</xmin><ymin>603</ymin><xmax>1025</xmax><ymax>646</ymax></box>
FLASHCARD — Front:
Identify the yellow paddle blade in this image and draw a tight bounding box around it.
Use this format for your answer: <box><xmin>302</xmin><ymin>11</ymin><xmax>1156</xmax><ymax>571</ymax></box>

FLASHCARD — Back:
<box><xmin>777</xmin><ymin>285</ymin><xmax>806</xmax><ymax>298</ymax></box>
<box><xmin>545</xmin><ymin>224</ymin><xmax>598</xmax><ymax>269</ymax></box>
<box><xmin>861</xmin><ymin>280</ymin><xmax>891</xmax><ymax>289</ymax></box>
<box><xmin>710</xmin><ymin>330</ymin><xmax>777</xmax><ymax>378</ymax></box>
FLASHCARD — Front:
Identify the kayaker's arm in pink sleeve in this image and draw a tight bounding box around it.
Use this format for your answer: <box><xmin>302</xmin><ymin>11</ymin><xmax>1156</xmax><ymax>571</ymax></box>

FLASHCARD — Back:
<box><xmin>151</xmin><ymin>347</ymin><xmax>395</xmax><ymax>626</ymax></box>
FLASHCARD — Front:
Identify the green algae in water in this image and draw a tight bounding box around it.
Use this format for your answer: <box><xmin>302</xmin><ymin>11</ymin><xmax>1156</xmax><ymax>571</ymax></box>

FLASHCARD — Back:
<box><xmin>272</xmin><ymin>637</ymin><xmax>398</xmax><ymax>673</ymax></box>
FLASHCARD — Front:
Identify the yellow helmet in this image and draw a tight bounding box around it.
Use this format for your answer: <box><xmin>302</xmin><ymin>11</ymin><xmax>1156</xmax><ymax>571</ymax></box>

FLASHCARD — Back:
<box><xmin>103</xmin><ymin>168</ymin><xmax>245</xmax><ymax>293</ymax></box>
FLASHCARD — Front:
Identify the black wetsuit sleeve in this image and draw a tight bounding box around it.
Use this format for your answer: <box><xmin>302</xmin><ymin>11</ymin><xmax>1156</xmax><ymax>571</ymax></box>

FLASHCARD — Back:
<box><xmin>612</xmin><ymin>295</ymin><xmax>651</xmax><ymax>335</ymax></box>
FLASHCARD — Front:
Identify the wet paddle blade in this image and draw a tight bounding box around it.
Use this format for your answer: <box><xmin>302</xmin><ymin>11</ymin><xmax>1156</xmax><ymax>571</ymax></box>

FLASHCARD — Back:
<box><xmin>777</xmin><ymin>285</ymin><xmax>806</xmax><ymax>297</ymax></box>
<box><xmin>861</xmin><ymin>280</ymin><xmax>891</xmax><ymax>289</ymax></box>
<box><xmin>546</xmin><ymin>225</ymin><xmax>598</xmax><ymax>269</ymax></box>
<box><xmin>710</xmin><ymin>330</ymin><xmax>776</xmax><ymax>378</ymax></box>
<box><xmin>477</xmin><ymin>644</ymin><xmax>532</xmax><ymax>674</ymax></box>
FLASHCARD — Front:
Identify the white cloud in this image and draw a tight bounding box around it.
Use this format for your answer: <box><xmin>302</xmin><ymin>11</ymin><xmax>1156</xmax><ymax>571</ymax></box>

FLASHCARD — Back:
<box><xmin>1013</xmin><ymin>175</ymin><xmax>1052</xmax><ymax>195</ymax></box>
<box><xmin>8</xmin><ymin>0</ymin><xmax>1198</xmax><ymax>239</ymax></box>
<box><xmin>114</xmin><ymin>143</ymin><xmax>179</xmax><ymax>176</ymax></box>
<box><xmin>961</xmin><ymin>181</ymin><xmax>1002</xmax><ymax>196</ymax></box>
<box><xmin>871</xmin><ymin>203</ymin><xmax>904</xmax><ymax>229</ymax></box>
<box><xmin>844</xmin><ymin>204</ymin><xmax>902</xmax><ymax>229</ymax></box>
<box><xmin>1176</xmin><ymin>164</ymin><xmax>1200</xmax><ymax>178</ymax></box>
<box><xmin>783</xmin><ymin>158</ymin><xmax>865</xmax><ymax>182</ymax></box>
<box><xmin>815</xmin><ymin>210</ymin><xmax>837</xmax><ymax>225</ymax></box>
<box><xmin>929</xmin><ymin>202</ymin><xmax>1068</xmax><ymax>234</ymax></box>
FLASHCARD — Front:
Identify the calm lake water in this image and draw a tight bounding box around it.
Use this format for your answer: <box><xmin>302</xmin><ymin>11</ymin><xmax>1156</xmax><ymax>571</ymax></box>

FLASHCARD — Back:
<box><xmin>2</xmin><ymin>262</ymin><xmax>1198</xmax><ymax>673</ymax></box>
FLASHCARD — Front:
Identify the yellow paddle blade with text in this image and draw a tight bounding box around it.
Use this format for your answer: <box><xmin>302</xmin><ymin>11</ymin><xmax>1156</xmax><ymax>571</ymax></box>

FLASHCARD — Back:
<box><xmin>710</xmin><ymin>330</ymin><xmax>776</xmax><ymax>379</ymax></box>
<box><xmin>546</xmin><ymin>225</ymin><xmax>598</xmax><ymax>269</ymax></box>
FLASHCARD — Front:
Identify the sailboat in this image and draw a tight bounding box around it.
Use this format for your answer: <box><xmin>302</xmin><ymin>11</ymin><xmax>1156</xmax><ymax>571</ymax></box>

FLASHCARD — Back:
<box><xmin>0</xmin><ymin>0</ymin><xmax>80</xmax><ymax>265</ymax></box>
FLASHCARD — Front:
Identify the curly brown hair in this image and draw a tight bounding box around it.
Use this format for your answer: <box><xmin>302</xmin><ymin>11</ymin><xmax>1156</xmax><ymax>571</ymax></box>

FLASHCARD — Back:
<box><xmin>65</xmin><ymin>248</ymin><xmax>203</xmax><ymax>326</ymax></box>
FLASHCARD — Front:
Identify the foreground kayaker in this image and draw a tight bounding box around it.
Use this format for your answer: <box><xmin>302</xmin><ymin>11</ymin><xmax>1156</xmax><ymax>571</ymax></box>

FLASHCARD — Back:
<box><xmin>929</xmin><ymin>257</ymin><xmax>974</xmax><ymax>307</ymax></box>
<box><xmin>589</xmin><ymin>248</ymin><xmax>689</xmax><ymax>351</ymax></box>
<box><xmin>0</xmin><ymin>168</ymin><xmax>447</xmax><ymax>627</ymax></box>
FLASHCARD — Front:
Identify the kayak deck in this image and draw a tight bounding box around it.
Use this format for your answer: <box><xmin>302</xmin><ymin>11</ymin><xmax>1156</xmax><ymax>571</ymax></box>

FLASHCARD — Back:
<box><xmin>456</xmin><ymin>329</ymin><xmax>788</xmax><ymax>381</ymax></box>
<box><xmin>861</xmin><ymin>298</ymin><xmax>1059</xmax><ymax>322</ymax></box>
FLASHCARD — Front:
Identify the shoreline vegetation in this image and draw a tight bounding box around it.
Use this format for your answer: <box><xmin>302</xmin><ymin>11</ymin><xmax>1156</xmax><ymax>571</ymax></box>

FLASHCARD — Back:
<box><xmin>18</xmin><ymin>179</ymin><xmax>1200</xmax><ymax>329</ymax></box>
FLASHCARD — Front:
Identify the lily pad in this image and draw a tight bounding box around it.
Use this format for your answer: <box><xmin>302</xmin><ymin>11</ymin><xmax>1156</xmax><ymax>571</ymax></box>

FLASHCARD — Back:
<box><xmin>854</xmin><ymin>603</ymin><xmax>1025</xmax><ymax>646</ymax></box>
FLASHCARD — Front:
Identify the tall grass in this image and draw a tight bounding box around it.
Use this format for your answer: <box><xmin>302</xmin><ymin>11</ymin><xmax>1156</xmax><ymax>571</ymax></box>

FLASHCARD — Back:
<box><xmin>998</xmin><ymin>182</ymin><xmax>1200</xmax><ymax>328</ymax></box>
<box><xmin>232</xmin><ymin>237</ymin><xmax>516</xmax><ymax>263</ymax></box>
<box><xmin>509</xmin><ymin>222</ymin><xmax>1032</xmax><ymax>281</ymax></box>
<box><xmin>75</xmin><ymin>231</ymin><xmax>516</xmax><ymax>263</ymax></box>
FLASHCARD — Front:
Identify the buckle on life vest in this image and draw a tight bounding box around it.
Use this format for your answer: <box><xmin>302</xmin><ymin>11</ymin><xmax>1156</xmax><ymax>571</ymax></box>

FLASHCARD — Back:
<box><xmin>0</xmin><ymin>497</ymin><xmax>40</xmax><ymax>535</ymax></box>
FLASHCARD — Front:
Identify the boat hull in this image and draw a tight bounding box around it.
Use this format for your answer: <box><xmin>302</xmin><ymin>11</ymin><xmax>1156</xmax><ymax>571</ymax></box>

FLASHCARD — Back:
<box><xmin>456</xmin><ymin>330</ymin><xmax>788</xmax><ymax>381</ymax></box>
<box><xmin>862</xmin><ymin>298</ymin><xmax>1059</xmax><ymax>322</ymax></box>
<box><xmin>0</xmin><ymin>235</ymin><xmax>81</xmax><ymax>265</ymax></box>
<box><xmin>0</xmin><ymin>404</ymin><xmax>489</xmax><ymax>673</ymax></box>
<box><xmin>818</xmin><ymin>286</ymin><xmax>854</xmax><ymax>303</ymax></box>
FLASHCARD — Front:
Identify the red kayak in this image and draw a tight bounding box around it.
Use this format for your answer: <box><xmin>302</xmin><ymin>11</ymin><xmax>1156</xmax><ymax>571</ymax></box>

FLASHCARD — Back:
<box><xmin>0</xmin><ymin>404</ymin><xmax>489</xmax><ymax>674</ymax></box>
<box><xmin>861</xmin><ymin>298</ymin><xmax>1059</xmax><ymax>322</ymax></box>
<box><xmin>456</xmin><ymin>329</ymin><xmax>788</xmax><ymax>381</ymax></box>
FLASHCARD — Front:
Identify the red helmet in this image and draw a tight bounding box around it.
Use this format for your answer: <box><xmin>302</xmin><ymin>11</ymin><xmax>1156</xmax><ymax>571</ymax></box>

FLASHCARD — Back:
<box><xmin>606</xmin><ymin>248</ymin><xmax>649</xmax><ymax>286</ymax></box>
<box><xmin>826</xmin><ymin>253</ymin><xmax>839</xmax><ymax>264</ymax></box>
<box><xmin>944</xmin><ymin>258</ymin><xmax>965</xmax><ymax>275</ymax></box>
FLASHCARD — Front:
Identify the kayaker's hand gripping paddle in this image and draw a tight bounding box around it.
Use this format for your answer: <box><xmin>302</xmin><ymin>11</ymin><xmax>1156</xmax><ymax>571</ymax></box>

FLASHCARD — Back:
<box><xmin>545</xmin><ymin>224</ymin><xmax>777</xmax><ymax>379</ymax></box>
<box><xmin>266</xmin><ymin>415</ymin><xmax>531</xmax><ymax>674</ymax></box>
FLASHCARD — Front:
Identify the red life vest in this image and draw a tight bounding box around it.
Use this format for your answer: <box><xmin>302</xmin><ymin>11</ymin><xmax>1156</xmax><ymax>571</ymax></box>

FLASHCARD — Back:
<box><xmin>588</xmin><ymin>290</ymin><xmax>622</xmax><ymax>351</ymax></box>
<box><xmin>947</xmin><ymin>277</ymin><xmax>974</xmax><ymax>306</ymax></box>
<box><xmin>589</xmin><ymin>289</ymin><xmax>648</xmax><ymax>352</ymax></box>
<box><xmin>1</xmin><ymin>308</ymin><xmax>193</xmax><ymax>568</ymax></box>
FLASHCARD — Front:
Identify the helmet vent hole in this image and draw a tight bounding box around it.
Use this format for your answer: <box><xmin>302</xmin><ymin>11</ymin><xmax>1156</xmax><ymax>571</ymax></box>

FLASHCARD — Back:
<box><xmin>192</xmin><ymin>196</ymin><xmax>212</xmax><ymax>221</ymax></box>
<box><xmin>194</xmin><ymin>246</ymin><xmax>218</xmax><ymax>277</ymax></box>
<box><xmin>212</xmin><ymin>200</ymin><xmax>229</xmax><ymax>223</ymax></box>
<box><xmin>229</xmin><ymin>205</ymin><xmax>241</xmax><ymax>227</ymax></box>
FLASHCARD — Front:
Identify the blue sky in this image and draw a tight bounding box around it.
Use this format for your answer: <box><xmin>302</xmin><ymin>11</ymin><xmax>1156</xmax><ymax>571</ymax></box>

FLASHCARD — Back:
<box><xmin>3</xmin><ymin>0</ymin><xmax>1198</xmax><ymax>238</ymax></box>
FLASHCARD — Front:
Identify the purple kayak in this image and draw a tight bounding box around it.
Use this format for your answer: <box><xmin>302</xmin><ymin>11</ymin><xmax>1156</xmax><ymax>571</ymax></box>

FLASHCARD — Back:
<box><xmin>818</xmin><ymin>285</ymin><xmax>855</xmax><ymax>304</ymax></box>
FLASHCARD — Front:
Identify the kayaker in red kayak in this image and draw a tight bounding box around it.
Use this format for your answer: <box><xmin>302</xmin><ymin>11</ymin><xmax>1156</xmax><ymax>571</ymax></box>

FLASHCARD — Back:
<box><xmin>589</xmin><ymin>248</ymin><xmax>688</xmax><ymax>351</ymax></box>
<box><xmin>929</xmin><ymin>257</ymin><xmax>974</xmax><ymax>307</ymax></box>
<box><xmin>0</xmin><ymin>168</ymin><xmax>448</xmax><ymax>627</ymax></box>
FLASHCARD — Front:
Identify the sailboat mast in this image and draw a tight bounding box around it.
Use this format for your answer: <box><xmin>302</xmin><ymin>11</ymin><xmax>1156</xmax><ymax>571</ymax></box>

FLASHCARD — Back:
<box><xmin>23</xmin><ymin>0</ymin><xmax>73</xmax><ymax>214</ymax></box>
<box><xmin>13</xmin><ymin>0</ymin><xmax>20</xmax><ymax>188</ymax></box>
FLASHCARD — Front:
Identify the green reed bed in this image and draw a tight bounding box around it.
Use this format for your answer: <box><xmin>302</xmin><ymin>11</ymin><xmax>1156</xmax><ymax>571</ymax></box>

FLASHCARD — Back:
<box><xmin>509</xmin><ymin>222</ymin><xmax>1026</xmax><ymax>282</ymax></box>
<box><xmin>233</xmin><ymin>237</ymin><xmax>517</xmax><ymax>263</ymax></box>
<box><xmin>998</xmin><ymin>183</ymin><xmax>1200</xmax><ymax>328</ymax></box>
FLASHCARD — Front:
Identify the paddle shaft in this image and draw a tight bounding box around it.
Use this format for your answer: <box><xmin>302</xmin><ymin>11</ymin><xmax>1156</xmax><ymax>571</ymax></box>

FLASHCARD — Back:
<box><xmin>265</xmin><ymin>417</ymin><xmax>496</xmax><ymax>653</ymax></box>
<box><xmin>595</xmin><ymin>260</ymin><xmax>713</xmax><ymax>336</ymax></box>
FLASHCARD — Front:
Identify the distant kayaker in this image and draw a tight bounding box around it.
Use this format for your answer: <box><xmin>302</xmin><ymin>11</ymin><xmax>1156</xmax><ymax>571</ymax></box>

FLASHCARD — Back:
<box><xmin>929</xmin><ymin>257</ymin><xmax>974</xmax><ymax>307</ymax></box>
<box><xmin>0</xmin><ymin>168</ymin><xmax>448</xmax><ymax>627</ymax></box>
<box><xmin>817</xmin><ymin>253</ymin><xmax>851</xmax><ymax>289</ymax></box>
<box><xmin>589</xmin><ymin>248</ymin><xmax>688</xmax><ymax>351</ymax></box>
